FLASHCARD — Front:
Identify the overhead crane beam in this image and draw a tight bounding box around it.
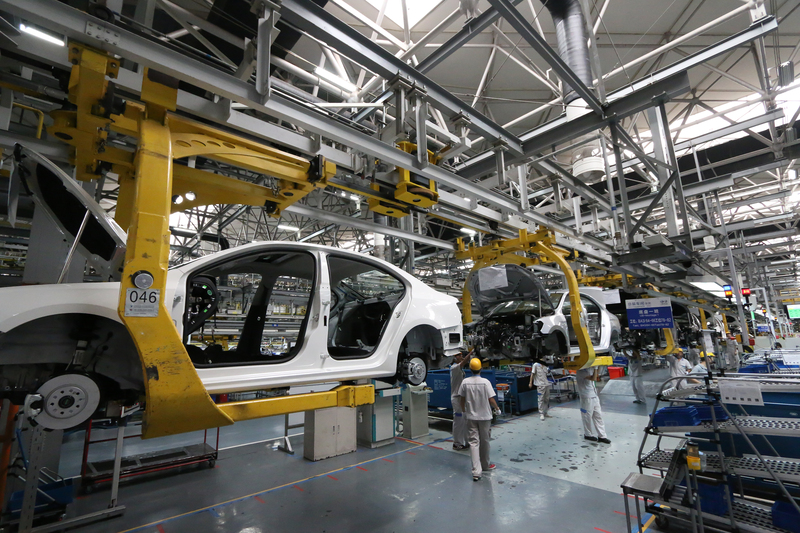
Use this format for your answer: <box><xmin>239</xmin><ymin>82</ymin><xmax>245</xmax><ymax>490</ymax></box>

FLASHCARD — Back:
<box><xmin>0</xmin><ymin>0</ymin><xmax>624</xmax><ymax>254</ymax></box>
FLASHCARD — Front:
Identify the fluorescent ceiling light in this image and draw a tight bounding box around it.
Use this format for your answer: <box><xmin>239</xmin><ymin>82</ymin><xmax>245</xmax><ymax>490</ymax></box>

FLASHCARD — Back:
<box><xmin>19</xmin><ymin>24</ymin><xmax>64</xmax><ymax>46</ymax></box>
<box><xmin>277</xmin><ymin>224</ymin><xmax>300</xmax><ymax>232</ymax></box>
<box><xmin>314</xmin><ymin>67</ymin><xmax>357</xmax><ymax>92</ymax></box>
<box><xmin>364</xmin><ymin>0</ymin><xmax>444</xmax><ymax>29</ymax></box>
<box><xmin>460</xmin><ymin>228</ymin><xmax>477</xmax><ymax>235</ymax></box>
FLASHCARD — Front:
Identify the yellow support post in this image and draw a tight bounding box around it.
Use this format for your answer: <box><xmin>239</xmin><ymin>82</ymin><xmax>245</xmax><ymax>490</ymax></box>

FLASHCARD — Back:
<box><xmin>655</xmin><ymin>328</ymin><xmax>676</xmax><ymax>356</ymax></box>
<box><xmin>116</xmin><ymin>69</ymin><xmax>233</xmax><ymax>438</ymax></box>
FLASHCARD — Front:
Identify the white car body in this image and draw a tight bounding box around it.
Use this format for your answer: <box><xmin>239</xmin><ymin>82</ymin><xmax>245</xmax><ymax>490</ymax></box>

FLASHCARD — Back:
<box><xmin>0</xmin><ymin>148</ymin><xmax>462</xmax><ymax>408</ymax></box>
<box><xmin>549</xmin><ymin>288</ymin><xmax>622</xmax><ymax>354</ymax></box>
<box><xmin>0</xmin><ymin>243</ymin><xmax>463</xmax><ymax>394</ymax></box>
<box><xmin>465</xmin><ymin>264</ymin><xmax>620</xmax><ymax>359</ymax></box>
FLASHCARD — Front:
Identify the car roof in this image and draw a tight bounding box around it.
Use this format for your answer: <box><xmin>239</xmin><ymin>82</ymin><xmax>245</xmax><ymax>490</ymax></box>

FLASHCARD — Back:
<box><xmin>171</xmin><ymin>241</ymin><xmax>418</xmax><ymax>283</ymax></box>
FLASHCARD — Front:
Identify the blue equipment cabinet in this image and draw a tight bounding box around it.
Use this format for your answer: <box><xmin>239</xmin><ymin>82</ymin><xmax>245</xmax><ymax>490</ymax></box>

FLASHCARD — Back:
<box><xmin>427</xmin><ymin>368</ymin><xmax>538</xmax><ymax>415</ymax></box>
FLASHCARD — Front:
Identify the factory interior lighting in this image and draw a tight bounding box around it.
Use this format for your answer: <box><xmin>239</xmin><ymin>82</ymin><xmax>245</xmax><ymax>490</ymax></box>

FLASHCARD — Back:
<box><xmin>19</xmin><ymin>23</ymin><xmax>64</xmax><ymax>46</ymax></box>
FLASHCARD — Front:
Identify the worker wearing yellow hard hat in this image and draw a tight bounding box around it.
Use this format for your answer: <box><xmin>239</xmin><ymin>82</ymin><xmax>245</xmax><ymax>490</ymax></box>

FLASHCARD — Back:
<box><xmin>457</xmin><ymin>358</ymin><xmax>501</xmax><ymax>482</ymax></box>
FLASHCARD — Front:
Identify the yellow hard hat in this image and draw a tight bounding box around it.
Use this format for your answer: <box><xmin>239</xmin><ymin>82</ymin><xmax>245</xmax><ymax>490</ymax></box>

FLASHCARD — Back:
<box><xmin>701</xmin><ymin>351</ymin><xmax>714</xmax><ymax>359</ymax></box>
<box><xmin>676</xmin><ymin>348</ymin><xmax>684</xmax><ymax>354</ymax></box>
<box><xmin>469</xmin><ymin>358</ymin><xmax>482</xmax><ymax>372</ymax></box>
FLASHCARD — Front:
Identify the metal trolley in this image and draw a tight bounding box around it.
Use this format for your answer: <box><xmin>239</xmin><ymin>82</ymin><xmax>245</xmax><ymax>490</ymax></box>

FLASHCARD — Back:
<box><xmin>621</xmin><ymin>374</ymin><xmax>800</xmax><ymax>533</ymax></box>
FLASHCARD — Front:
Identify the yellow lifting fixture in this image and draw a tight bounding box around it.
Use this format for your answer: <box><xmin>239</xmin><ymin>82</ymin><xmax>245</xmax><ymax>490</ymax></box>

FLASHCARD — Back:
<box><xmin>455</xmin><ymin>228</ymin><xmax>607</xmax><ymax>371</ymax></box>
<box><xmin>50</xmin><ymin>43</ymin><xmax>372</xmax><ymax>438</ymax></box>
<box><xmin>367</xmin><ymin>140</ymin><xmax>439</xmax><ymax>218</ymax></box>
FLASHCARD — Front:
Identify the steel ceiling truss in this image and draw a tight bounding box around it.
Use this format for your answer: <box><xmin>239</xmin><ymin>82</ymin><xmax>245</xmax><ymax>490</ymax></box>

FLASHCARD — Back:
<box><xmin>0</xmin><ymin>0</ymin><xmax>797</xmax><ymax>302</ymax></box>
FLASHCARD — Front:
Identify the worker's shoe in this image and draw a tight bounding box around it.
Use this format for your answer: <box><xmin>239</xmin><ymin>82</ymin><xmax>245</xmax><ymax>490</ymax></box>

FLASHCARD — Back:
<box><xmin>453</xmin><ymin>443</ymin><xmax>467</xmax><ymax>450</ymax></box>
<box><xmin>473</xmin><ymin>476</ymin><xmax>481</xmax><ymax>482</ymax></box>
<box><xmin>584</xmin><ymin>435</ymin><xmax>598</xmax><ymax>442</ymax></box>
<box><xmin>544</xmin><ymin>413</ymin><xmax>553</xmax><ymax>418</ymax></box>
<box><xmin>633</xmin><ymin>400</ymin><xmax>645</xmax><ymax>404</ymax></box>
<box><xmin>540</xmin><ymin>414</ymin><xmax>546</xmax><ymax>420</ymax></box>
<box><xmin>486</xmin><ymin>464</ymin><xmax>497</xmax><ymax>471</ymax></box>
<box><xmin>598</xmin><ymin>437</ymin><xmax>612</xmax><ymax>444</ymax></box>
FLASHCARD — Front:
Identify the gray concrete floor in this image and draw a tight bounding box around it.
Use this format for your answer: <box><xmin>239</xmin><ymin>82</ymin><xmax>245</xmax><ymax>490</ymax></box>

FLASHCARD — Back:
<box><xmin>48</xmin><ymin>369</ymin><xmax>671</xmax><ymax>533</ymax></box>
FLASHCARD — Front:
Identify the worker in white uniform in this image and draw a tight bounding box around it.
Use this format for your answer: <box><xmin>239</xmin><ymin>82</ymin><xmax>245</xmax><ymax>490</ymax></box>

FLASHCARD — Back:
<box><xmin>725</xmin><ymin>336</ymin><xmax>740</xmax><ymax>371</ymax></box>
<box><xmin>459</xmin><ymin>358</ymin><xmax>501</xmax><ymax>482</ymax></box>
<box><xmin>687</xmin><ymin>342</ymin><xmax>701</xmax><ymax>366</ymax></box>
<box><xmin>529</xmin><ymin>357</ymin><xmax>552</xmax><ymax>420</ymax></box>
<box><xmin>450</xmin><ymin>350</ymin><xmax>471</xmax><ymax>450</ymax></box>
<box><xmin>665</xmin><ymin>349</ymin><xmax>693</xmax><ymax>389</ymax></box>
<box><xmin>576</xmin><ymin>367</ymin><xmax>610</xmax><ymax>444</ymax></box>
<box><xmin>627</xmin><ymin>348</ymin><xmax>646</xmax><ymax>404</ymax></box>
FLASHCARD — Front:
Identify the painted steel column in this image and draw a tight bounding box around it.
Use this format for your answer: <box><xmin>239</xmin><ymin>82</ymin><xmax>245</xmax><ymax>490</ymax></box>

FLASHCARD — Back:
<box><xmin>117</xmin><ymin>70</ymin><xmax>232</xmax><ymax>438</ymax></box>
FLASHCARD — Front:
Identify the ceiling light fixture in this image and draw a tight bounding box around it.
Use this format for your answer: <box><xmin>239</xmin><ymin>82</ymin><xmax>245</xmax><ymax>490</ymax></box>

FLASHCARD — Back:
<box><xmin>19</xmin><ymin>23</ymin><xmax>64</xmax><ymax>46</ymax></box>
<box><xmin>314</xmin><ymin>67</ymin><xmax>357</xmax><ymax>93</ymax></box>
<box><xmin>184</xmin><ymin>191</ymin><xmax>196</xmax><ymax>201</ymax></box>
<box><xmin>277</xmin><ymin>224</ymin><xmax>300</xmax><ymax>232</ymax></box>
<box><xmin>460</xmin><ymin>228</ymin><xmax>477</xmax><ymax>236</ymax></box>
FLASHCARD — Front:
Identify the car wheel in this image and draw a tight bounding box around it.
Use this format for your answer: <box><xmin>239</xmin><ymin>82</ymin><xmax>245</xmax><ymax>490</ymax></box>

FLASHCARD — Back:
<box><xmin>401</xmin><ymin>356</ymin><xmax>428</xmax><ymax>386</ymax></box>
<box><xmin>654</xmin><ymin>514</ymin><xmax>669</xmax><ymax>530</ymax></box>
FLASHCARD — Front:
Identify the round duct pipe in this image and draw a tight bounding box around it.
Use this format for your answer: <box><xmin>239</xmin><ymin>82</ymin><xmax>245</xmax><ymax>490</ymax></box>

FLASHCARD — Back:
<box><xmin>543</xmin><ymin>0</ymin><xmax>592</xmax><ymax>105</ymax></box>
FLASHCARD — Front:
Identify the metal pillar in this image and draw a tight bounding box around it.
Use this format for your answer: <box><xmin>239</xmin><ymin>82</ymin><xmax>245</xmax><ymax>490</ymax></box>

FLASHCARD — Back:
<box><xmin>646</xmin><ymin>106</ymin><xmax>681</xmax><ymax>238</ymax></box>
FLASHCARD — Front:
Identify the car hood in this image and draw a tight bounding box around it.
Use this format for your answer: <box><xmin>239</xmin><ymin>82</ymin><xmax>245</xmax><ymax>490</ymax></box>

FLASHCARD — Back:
<box><xmin>11</xmin><ymin>145</ymin><xmax>127</xmax><ymax>280</ymax></box>
<box><xmin>468</xmin><ymin>263</ymin><xmax>552</xmax><ymax>316</ymax></box>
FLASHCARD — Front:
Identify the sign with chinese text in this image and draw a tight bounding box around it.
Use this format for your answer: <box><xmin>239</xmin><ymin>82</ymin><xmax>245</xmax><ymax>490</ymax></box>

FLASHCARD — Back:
<box><xmin>625</xmin><ymin>297</ymin><xmax>674</xmax><ymax>329</ymax></box>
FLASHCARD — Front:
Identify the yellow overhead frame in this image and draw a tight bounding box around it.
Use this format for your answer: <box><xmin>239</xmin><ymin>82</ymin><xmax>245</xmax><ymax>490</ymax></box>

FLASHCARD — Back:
<box><xmin>367</xmin><ymin>141</ymin><xmax>439</xmax><ymax>217</ymax></box>
<box><xmin>49</xmin><ymin>43</ymin><xmax>336</xmax><ymax>232</ymax></box>
<box><xmin>455</xmin><ymin>229</ymin><xmax>602</xmax><ymax>370</ymax></box>
<box><xmin>50</xmin><ymin>44</ymin><xmax>372</xmax><ymax>439</ymax></box>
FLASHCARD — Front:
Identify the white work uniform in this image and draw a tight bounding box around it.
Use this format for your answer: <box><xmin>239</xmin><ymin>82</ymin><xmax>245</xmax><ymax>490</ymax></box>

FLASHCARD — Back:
<box><xmin>627</xmin><ymin>350</ymin><xmax>646</xmax><ymax>403</ymax></box>
<box><xmin>458</xmin><ymin>374</ymin><xmax>496</xmax><ymax>478</ymax></box>
<box><xmin>725</xmin><ymin>341</ymin><xmax>740</xmax><ymax>371</ymax></box>
<box><xmin>450</xmin><ymin>362</ymin><xmax>467</xmax><ymax>447</ymax></box>
<box><xmin>687</xmin><ymin>347</ymin><xmax>701</xmax><ymax>366</ymax></box>
<box><xmin>666</xmin><ymin>355</ymin><xmax>693</xmax><ymax>389</ymax></box>
<box><xmin>575</xmin><ymin>368</ymin><xmax>607</xmax><ymax>439</ymax></box>
<box><xmin>690</xmin><ymin>363</ymin><xmax>707</xmax><ymax>375</ymax></box>
<box><xmin>531</xmin><ymin>362</ymin><xmax>551</xmax><ymax>417</ymax></box>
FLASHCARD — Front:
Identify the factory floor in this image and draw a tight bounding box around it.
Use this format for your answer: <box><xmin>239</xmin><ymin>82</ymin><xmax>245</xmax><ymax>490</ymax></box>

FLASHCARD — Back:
<box><xmin>57</xmin><ymin>369</ymin><xmax>669</xmax><ymax>533</ymax></box>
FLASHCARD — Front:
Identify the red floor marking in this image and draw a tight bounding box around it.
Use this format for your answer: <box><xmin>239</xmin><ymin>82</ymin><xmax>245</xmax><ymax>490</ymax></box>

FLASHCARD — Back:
<box><xmin>356</xmin><ymin>466</ymin><xmax>368</xmax><ymax>471</ymax></box>
<box><xmin>157</xmin><ymin>525</ymin><xmax>166</xmax><ymax>533</ymax></box>
<box><xmin>327</xmin><ymin>475</ymin><xmax>338</xmax><ymax>480</ymax></box>
<box><xmin>594</xmin><ymin>528</ymin><xmax>614</xmax><ymax>533</ymax></box>
<box><xmin>254</xmin><ymin>496</ymin><xmax>265</xmax><ymax>504</ymax></box>
<box><xmin>382</xmin><ymin>458</ymin><xmax>394</xmax><ymax>463</ymax></box>
<box><xmin>293</xmin><ymin>485</ymin><xmax>304</xmax><ymax>492</ymax></box>
<box><xmin>614</xmin><ymin>511</ymin><xmax>637</xmax><ymax>518</ymax></box>
<box><xmin>406</xmin><ymin>451</ymin><xmax>416</xmax><ymax>455</ymax></box>
<box><xmin>429</xmin><ymin>446</ymin><xmax>443</xmax><ymax>450</ymax></box>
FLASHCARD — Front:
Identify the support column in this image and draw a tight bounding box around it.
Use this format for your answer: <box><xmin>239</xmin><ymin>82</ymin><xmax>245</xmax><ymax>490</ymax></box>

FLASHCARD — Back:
<box><xmin>116</xmin><ymin>69</ymin><xmax>232</xmax><ymax>438</ymax></box>
<box><xmin>646</xmin><ymin>106</ymin><xmax>681</xmax><ymax>238</ymax></box>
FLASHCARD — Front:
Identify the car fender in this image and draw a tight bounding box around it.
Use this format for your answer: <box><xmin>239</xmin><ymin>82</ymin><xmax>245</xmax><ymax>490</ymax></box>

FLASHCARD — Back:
<box><xmin>0</xmin><ymin>284</ymin><xmax>122</xmax><ymax>334</ymax></box>
<box><xmin>399</xmin><ymin>293</ymin><xmax>463</xmax><ymax>358</ymax></box>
